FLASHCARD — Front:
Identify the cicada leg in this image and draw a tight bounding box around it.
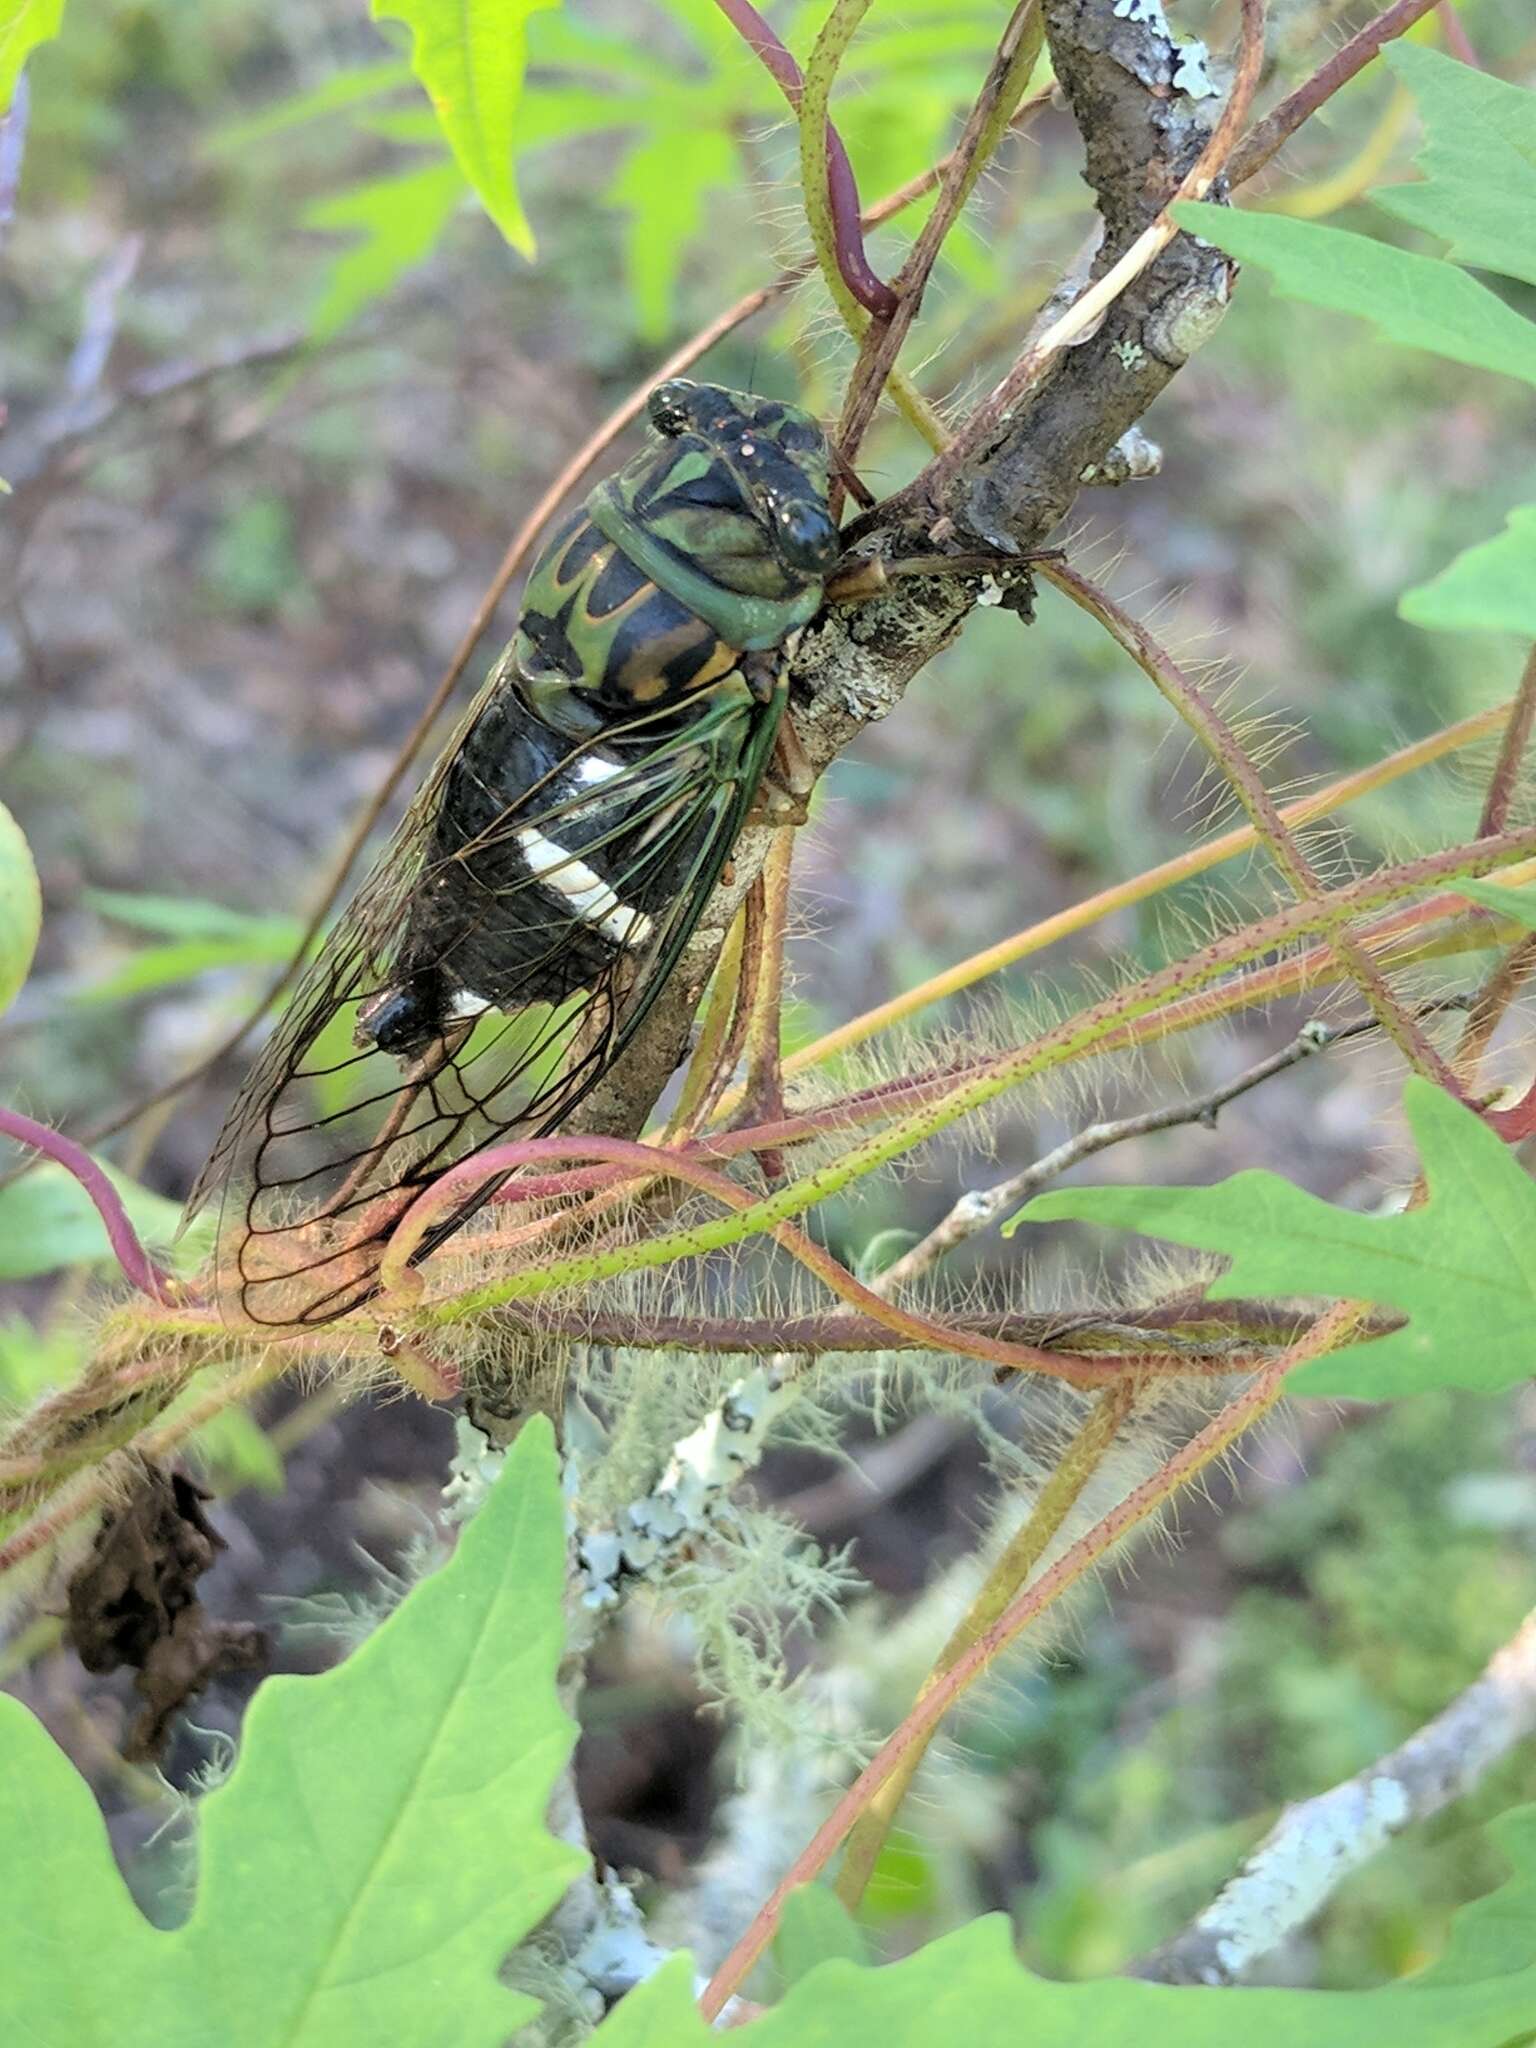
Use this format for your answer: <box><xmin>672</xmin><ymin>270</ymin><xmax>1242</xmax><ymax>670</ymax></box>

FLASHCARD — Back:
<box><xmin>824</xmin><ymin>546</ymin><xmax>1063</xmax><ymax>606</ymax></box>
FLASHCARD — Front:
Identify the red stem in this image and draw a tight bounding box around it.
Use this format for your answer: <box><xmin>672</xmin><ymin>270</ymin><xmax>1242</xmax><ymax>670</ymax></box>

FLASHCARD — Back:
<box><xmin>383</xmin><ymin>1134</ymin><xmax>1149</xmax><ymax>1385</ymax></box>
<box><xmin>711</xmin><ymin>0</ymin><xmax>898</xmax><ymax>317</ymax></box>
<box><xmin>0</xmin><ymin>1106</ymin><xmax>175</xmax><ymax>1303</ymax></box>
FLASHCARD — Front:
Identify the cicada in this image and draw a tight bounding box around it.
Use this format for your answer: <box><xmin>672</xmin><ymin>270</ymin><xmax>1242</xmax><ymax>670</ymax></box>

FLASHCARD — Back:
<box><xmin>185</xmin><ymin>381</ymin><xmax>839</xmax><ymax>1328</ymax></box>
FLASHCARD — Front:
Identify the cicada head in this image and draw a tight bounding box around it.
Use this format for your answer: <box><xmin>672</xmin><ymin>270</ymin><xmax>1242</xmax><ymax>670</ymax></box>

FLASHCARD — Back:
<box><xmin>586</xmin><ymin>381</ymin><xmax>840</xmax><ymax>652</ymax></box>
<box><xmin>512</xmin><ymin>382</ymin><xmax>843</xmax><ymax>726</ymax></box>
<box><xmin>641</xmin><ymin>379</ymin><xmax>839</xmax><ymax>587</ymax></box>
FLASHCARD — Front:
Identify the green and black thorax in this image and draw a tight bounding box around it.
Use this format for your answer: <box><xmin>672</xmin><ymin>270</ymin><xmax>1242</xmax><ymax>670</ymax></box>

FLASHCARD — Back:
<box><xmin>512</xmin><ymin>380</ymin><xmax>838</xmax><ymax>733</ymax></box>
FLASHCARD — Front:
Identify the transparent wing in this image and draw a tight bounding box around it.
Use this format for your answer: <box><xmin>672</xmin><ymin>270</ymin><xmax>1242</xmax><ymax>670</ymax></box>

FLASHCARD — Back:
<box><xmin>186</xmin><ymin>669</ymin><xmax>781</xmax><ymax>1328</ymax></box>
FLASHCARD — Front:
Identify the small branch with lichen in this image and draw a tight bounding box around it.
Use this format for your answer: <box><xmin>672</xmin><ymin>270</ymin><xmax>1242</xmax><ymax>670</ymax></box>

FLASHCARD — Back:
<box><xmin>1136</xmin><ymin>1605</ymin><xmax>1536</xmax><ymax>1986</ymax></box>
<box><xmin>572</xmin><ymin>1364</ymin><xmax>809</xmax><ymax>1617</ymax></box>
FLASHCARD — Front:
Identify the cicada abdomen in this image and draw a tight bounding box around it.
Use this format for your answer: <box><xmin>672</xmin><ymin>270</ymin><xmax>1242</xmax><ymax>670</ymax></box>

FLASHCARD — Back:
<box><xmin>185</xmin><ymin>382</ymin><xmax>838</xmax><ymax>1329</ymax></box>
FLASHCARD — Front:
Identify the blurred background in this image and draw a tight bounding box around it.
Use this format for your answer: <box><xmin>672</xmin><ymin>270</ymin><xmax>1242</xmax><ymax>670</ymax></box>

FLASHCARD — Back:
<box><xmin>4</xmin><ymin>0</ymin><xmax>1536</xmax><ymax>1988</ymax></box>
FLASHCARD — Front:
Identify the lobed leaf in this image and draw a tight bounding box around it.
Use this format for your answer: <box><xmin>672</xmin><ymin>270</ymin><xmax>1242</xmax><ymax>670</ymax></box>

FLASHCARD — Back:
<box><xmin>1015</xmin><ymin>1079</ymin><xmax>1536</xmax><ymax>1400</ymax></box>
<box><xmin>304</xmin><ymin>159</ymin><xmax>466</xmax><ymax>340</ymax></box>
<box><xmin>1377</xmin><ymin>45</ymin><xmax>1536</xmax><ymax>290</ymax></box>
<box><xmin>593</xmin><ymin>1850</ymin><xmax>1536</xmax><ymax>2043</ymax></box>
<box><xmin>0</xmin><ymin>1420</ymin><xmax>581</xmax><ymax>2047</ymax></box>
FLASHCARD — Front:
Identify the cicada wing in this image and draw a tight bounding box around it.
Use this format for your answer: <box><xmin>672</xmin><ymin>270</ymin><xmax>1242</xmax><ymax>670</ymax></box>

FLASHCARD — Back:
<box><xmin>187</xmin><ymin>675</ymin><xmax>783</xmax><ymax>1330</ymax></box>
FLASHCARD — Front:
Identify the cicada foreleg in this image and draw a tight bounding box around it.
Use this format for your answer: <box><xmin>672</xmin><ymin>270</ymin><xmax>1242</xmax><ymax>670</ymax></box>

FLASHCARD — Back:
<box><xmin>824</xmin><ymin>545</ymin><xmax>1062</xmax><ymax>608</ymax></box>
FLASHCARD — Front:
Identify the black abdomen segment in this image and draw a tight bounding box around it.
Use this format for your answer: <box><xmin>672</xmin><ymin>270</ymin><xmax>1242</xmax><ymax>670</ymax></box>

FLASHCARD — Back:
<box><xmin>359</xmin><ymin>691</ymin><xmax>712</xmax><ymax>1056</ymax></box>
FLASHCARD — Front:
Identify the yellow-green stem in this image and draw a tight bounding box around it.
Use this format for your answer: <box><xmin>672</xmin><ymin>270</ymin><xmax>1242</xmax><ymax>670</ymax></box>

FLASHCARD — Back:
<box><xmin>835</xmin><ymin>1377</ymin><xmax>1135</xmax><ymax>1907</ymax></box>
<box><xmin>798</xmin><ymin>0</ymin><xmax>949</xmax><ymax>448</ymax></box>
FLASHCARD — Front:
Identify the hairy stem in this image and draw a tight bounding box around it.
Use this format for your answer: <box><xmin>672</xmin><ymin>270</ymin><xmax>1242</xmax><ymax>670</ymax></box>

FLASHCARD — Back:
<box><xmin>834</xmin><ymin>1379</ymin><xmax>1136</xmax><ymax>1907</ymax></box>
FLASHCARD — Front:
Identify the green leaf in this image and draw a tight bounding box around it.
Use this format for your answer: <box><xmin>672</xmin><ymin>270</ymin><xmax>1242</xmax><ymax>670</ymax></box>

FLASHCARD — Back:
<box><xmin>593</xmin><ymin>1850</ymin><xmax>1536</xmax><ymax>2046</ymax></box>
<box><xmin>608</xmin><ymin>125</ymin><xmax>735</xmax><ymax>340</ymax></box>
<box><xmin>76</xmin><ymin>890</ymin><xmax>301</xmax><ymax>1001</ymax></box>
<box><xmin>1399</xmin><ymin>504</ymin><xmax>1536</xmax><ymax>638</ymax></box>
<box><xmin>0</xmin><ymin>1420</ymin><xmax>581</xmax><ymax>2047</ymax></box>
<box><xmin>305</xmin><ymin>160</ymin><xmax>466</xmax><ymax>340</ymax></box>
<box><xmin>1377</xmin><ymin>46</ymin><xmax>1536</xmax><ymax>290</ymax></box>
<box><xmin>82</xmin><ymin>888</ymin><xmax>295</xmax><ymax>940</ymax></box>
<box><xmin>1456</xmin><ymin>877</ymin><xmax>1536</xmax><ymax>931</ymax></box>
<box><xmin>80</xmin><ymin>932</ymin><xmax>300</xmax><ymax>1003</ymax></box>
<box><xmin>0</xmin><ymin>796</ymin><xmax>41</xmax><ymax>1017</ymax></box>
<box><xmin>204</xmin><ymin>58</ymin><xmax>414</xmax><ymax>156</ymax></box>
<box><xmin>1171</xmin><ymin>203</ymin><xmax>1536</xmax><ymax>390</ymax></box>
<box><xmin>364</xmin><ymin>83</ymin><xmax>642</xmax><ymax>152</ymax></box>
<box><xmin>372</xmin><ymin>0</ymin><xmax>563</xmax><ymax>257</ymax></box>
<box><xmin>775</xmin><ymin>1886</ymin><xmax>870</xmax><ymax>1986</ymax></box>
<box><xmin>1419</xmin><ymin>1807</ymin><xmax>1536</xmax><ymax>1991</ymax></box>
<box><xmin>0</xmin><ymin>1154</ymin><xmax>203</xmax><ymax>1282</ymax></box>
<box><xmin>1016</xmin><ymin>1079</ymin><xmax>1536</xmax><ymax>1401</ymax></box>
<box><xmin>0</xmin><ymin>0</ymin><xmax>64</xmax><ymax>111</ymax></box>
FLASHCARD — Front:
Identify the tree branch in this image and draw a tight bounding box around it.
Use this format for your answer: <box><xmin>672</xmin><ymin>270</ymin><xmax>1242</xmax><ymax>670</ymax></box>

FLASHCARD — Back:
<box><xmin>1137</xmin><ymin>1606</ymin><xmax>1536</xmax><ymax>1985</ymax></box>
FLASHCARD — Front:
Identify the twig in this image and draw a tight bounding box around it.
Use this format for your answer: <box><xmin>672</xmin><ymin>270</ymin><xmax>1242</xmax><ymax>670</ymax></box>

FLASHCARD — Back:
<box><xmin>877</xmin><ymin>1020</ymin><xmax>1339</xmax><ymax>1293</ymax></box>
<box><xmin>1137</xmin><ymin>1606</ymin><xmax>1536</xmax><ymax>1985</ymax></box>
<box><xmin>0</xmin><ymin>1107</ymin><xmax>175</xmax><ymax>1304</ymax></box>
<box><xmin>65</xmin><ymin>236</ymin><xmax>143</xmax><ymax>403</ymax></box>
<box><xmin>712</xmin><ymin>0</ymin><xmax>896</xmax><ymax>316</ymax></box>
<box><xmin>1228</xmin><ymin>0</ymin><xmax>1441</xmax><ymax>185</ymax></box>
<box><xmin>13</xmin><ymin>324</ymin><xmax>306</xmax><ymax>481</ymax></box>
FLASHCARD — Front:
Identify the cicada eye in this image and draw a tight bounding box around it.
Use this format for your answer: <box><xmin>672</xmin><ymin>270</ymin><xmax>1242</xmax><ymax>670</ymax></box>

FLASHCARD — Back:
<box><xmin>775</xmin><ymin>498</ymin><xmax>840</xmax><ymax>575</ymax></box>
<box><xmin>648</xmin><ymin>379</ymin><xmax>698</xmax><ymax>437</ymax></box>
